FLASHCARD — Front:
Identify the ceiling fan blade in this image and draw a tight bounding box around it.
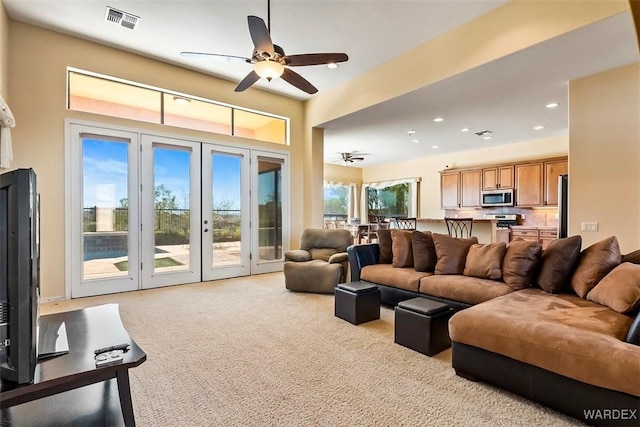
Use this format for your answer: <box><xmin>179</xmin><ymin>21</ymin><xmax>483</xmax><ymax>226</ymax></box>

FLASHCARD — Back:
<box><xmin>248</xmin><ymin>16</ymin><xmax>275</xmax><ymax>58</ymax></box>
<box><xmin>181</xmin><ymin>52</ymin><xmax>251</xmax><ymax>63</ymax></box>
<box><xmin>235</xmin><ymin>70</ymin><xmax>261</xmax><ymax>92</ymax></box>
<box><xmin>284</xmin><ymin>53</ymin><xmax>349</xmax><ymax>67</ymax></box>
<box><xmin>351</xmin><ymin>157</ymin><xmax>365</xmax><ymax>161</ymax></box>
<box><xmin>281</xmin><ymin>68</ymin><xmax>318</xmax><ymax>94</ymax></box>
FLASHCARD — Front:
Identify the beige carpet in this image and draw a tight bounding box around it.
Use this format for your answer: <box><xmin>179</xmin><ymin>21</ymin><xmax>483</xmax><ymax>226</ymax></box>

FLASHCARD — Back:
<box><xmin>41</xmin><ymin>273</ymin><xmax>581</xmax><ymax>426</ymax></box>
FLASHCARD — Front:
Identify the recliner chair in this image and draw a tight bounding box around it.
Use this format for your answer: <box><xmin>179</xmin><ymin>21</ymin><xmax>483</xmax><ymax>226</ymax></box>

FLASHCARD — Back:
<box><xmin>284</xmin><ymin>228</ymin><xmax>354</xmax><ymax>293</ymax></box>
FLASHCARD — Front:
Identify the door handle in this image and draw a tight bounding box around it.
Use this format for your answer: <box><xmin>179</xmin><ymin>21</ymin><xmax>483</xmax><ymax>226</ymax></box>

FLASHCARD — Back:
<box><xmin>204</xmin><ymin>228</ymin><xmax>209</xmax><ymax>232</ymax></box>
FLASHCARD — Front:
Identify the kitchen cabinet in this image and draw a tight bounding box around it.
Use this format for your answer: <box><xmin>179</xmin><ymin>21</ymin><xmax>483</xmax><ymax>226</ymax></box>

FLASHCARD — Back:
<box><xmin>510</xmin><ymin>227</ymin><xmax>539</xmax><ymax>243</ymax></box>
<box><xmin>440</xmin><ymin>171</ymin><xmax>460</xmax><ymax>208</ymax></box>
<box><xmin>544</xmin><ymin>159</ymin><xmax>568</xmax><ymax>206</ymax></box>
<box><xmin>515</xmin><ymin>163</ymin><xmax>543</xmax><ymax>207</ymax></box>
<box><xmin>510</xmin><ymin>227</ymin><xmax>558</xmax><ymax>249</ymax></box>
<box><xmin>539</xmin><ymin>229</ymin><xmax>558</xmax><ymax>249</ymax></box>
<box><xmin>482</xmin><ymin>165</ymin><xmax>514</xmax><ymax>190</ymax></box>
<box><xmin>460</xmin><ymin>170</ymin><xmax>482</xmax><ymax>207</ymax></box>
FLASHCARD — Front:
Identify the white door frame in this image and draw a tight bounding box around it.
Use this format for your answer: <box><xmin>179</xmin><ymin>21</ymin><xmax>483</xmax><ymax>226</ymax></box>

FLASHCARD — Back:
<box><xmin>141</xmin><ymin>134</ymin><xmax>202</xmax><ymax>289</ymax></box>
<box><xmin>67</xmin><ymin>122</ymin><xmax>141</xmax><ymax>298</ymax></box>
<box><xmin>201</xmin><ymin>143</ymin><xmax>252</xmax><ymax>280</ymax></box>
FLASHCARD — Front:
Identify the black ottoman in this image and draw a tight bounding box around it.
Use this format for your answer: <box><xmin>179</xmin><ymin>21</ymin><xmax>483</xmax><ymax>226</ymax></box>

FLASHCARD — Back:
<box><xmin>394</xmin><ymin>297</ymin><xmax>454</xmax><ymax>356</ymax></box>
<box><xmin>334</xmin><ymin>281</ymin><xmax>380</xmax><ymax>325</ymax></box>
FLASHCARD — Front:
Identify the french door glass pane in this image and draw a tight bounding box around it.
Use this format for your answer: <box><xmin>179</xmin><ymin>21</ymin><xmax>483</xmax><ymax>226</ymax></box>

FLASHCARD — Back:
<box><xmin>153</xmin><ymin>145</ymin><xmax>191</xmax><ymax>274</ymax></box>
<box><xmin>211</xmin><ymin>152</ymin><xmax>242</xmax><ymax>267</ymax></box>
<box><xmin>82</xmin><ymin>137</ymin><xmax>130</xmax><ymax>280</ymax></box>
<box><xmin>257</xmin><ymin>158</ymin><xmax>283</xmax><ymax>261</ymax></box>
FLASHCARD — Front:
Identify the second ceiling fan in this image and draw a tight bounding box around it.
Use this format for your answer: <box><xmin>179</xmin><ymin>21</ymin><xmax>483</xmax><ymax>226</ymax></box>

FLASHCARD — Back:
<box><xmin>181</xmin><ymin>0</ymin><xmax>349</xmax><ymax>95</ymax></box>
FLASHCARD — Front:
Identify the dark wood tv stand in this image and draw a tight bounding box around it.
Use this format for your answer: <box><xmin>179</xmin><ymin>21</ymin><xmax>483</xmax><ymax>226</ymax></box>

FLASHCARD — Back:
<box><xmin>0</xmin><ymin>304</ymin><xmax>146</xmax><ymax>426</ymax></box>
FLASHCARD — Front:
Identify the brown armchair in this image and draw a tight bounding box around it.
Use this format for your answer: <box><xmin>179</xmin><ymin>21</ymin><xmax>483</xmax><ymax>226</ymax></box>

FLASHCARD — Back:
<box><xmin>284</xmin><ymin>228</ymin><xmax>354</xmax><ymax>293</ymax></box>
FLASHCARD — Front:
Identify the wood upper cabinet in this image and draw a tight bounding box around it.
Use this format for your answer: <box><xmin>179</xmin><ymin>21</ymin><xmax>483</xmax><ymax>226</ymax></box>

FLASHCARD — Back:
<box><xmin>440</xmin><ymin>171</ymin><xmax>460</xmax><ymax>208</ymax></box>
<box><xmin>460</xmin><ymin>169</ymin><xmax>482</xmax><ymax>207</ymax></box>
<box><xmin>544</xmin><ymin>159</ymin><xmax>568</xmax><ymax>206</ymax></box>
<box><xmin>515</xmin><ymin>162</ymin><xmax>544</xmax><ymax>206</ymax></box>
<box><xmin>482</xmin><ymin>166</ymin><xmax>514</xmax><ymax>190</ymax></box>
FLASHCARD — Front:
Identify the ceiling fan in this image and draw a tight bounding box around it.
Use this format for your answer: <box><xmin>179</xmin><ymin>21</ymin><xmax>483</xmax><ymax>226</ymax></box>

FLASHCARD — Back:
<box><xmin>180</xmin><ymin>0</ymin><xmax>349</xmax><ymax>94</ymax></box>
<box><xmin>338</xmin><ymin>152</ymin><xmax>366</xmax><ymax>164</ymax></box>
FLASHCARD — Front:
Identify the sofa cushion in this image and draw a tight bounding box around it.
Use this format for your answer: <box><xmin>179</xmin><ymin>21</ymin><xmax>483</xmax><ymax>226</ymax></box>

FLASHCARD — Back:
<box><xmin>463</xmin><ymin>242</ymin><xmax>506</xmax><ymax>280</ymax></box>
<box><xmin>502</xmin><ymin>239</ymin><xmax>542</xmax><ymax>290</ymax></box>
<box><xmin>432</xmin><ymin>233</ymin><xmax>478</xmax><ymax>275</ymax></box>
<box><xmin>622</xmin><ymin>249</ymin><xmax>640</xmax><ymax>264</ymax></box>
<box><xmin>391</xmin><ymin>229</ymin><xmax>414</xmax><ymax>268</ymax></box>
<box><xmin>449</xmin><ymin>288</ymin><xmax>640</xmax><ymax>397</ymax></box>
<box><xmin>534</xmin><ymin>235</ymin><xmax>582</xmax><ymax>294</ymax></box>
<box><xmin>570</xmin><ymin>236</ymin><xmax>621</xmax><ymax>298</ymax></box>
<box><xmin>412</xmin><ymin>231</ymin><xmax>437</xmax><ymax>272</ymax></box>
<box><xmin>587</xmin><ymin>263</ymin><xmax>640</xmax><ymax>314</ymax></box>
<box><xmin>361</xmin><ymin>264</ymin><xmax>430</xmax><ymax>292</ymax></box>
<box><xmin>377</xmin><ymin>229</ymin><xmax>393</xmax><ymax>264</ymax></box>
<box><xmin>419</xmin><ymin>275</ymin><xmax>514</xmax><ymax>305</ymax></box>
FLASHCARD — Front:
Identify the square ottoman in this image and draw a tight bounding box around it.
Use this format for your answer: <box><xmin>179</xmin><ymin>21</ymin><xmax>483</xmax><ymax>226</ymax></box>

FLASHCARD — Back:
<box><xmin>394</xmin><ymin>297</ymin><xmax>454</xmax><ymax>356</ymax></box>
<box><xmin>334</xmin><ymin>281</ymin><xmax>380</xmax><ymax>325</ymax></box>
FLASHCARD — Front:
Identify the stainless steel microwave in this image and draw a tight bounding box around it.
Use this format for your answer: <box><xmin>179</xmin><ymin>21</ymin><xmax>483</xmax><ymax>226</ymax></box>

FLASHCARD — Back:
<box><xmin>481</xmin><ymin>189</ymin><xmax>514</xmax><ymax>207</ymax></box>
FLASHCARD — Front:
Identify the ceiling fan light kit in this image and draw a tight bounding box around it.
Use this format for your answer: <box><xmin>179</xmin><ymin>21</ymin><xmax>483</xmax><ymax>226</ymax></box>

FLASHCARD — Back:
<box><xmin>254</xmin><ymin>60</ymin><xmax>284</xmax><ymax>80</ymax></box>
<box><xmin>180</xmin><ymin>0</ymin><xmax>348</xmax><ymax>94</ymax></box>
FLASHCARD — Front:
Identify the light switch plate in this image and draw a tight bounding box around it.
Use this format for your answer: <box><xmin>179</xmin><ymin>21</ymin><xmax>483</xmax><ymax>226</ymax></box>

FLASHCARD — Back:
<box><xmin>581</xmin><ymin>222</ymin><xmax>599</xmax><ymax>232</ymax></box>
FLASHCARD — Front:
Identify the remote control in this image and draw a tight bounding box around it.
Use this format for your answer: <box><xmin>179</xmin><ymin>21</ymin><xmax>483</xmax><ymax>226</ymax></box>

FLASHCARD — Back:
<box><xmin>94</xmin><ymin>343</ymin><xmax>130</xmax><ymax>355</ymax></box>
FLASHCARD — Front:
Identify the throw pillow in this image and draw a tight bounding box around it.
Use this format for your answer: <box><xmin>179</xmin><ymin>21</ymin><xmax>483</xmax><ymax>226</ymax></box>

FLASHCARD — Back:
<box><xmin>432</xmin><ymin>233</ymin><xmax>478</xmax><ymax>275</ymax></box>
<box><xmin>534</xmin><ymin>235</ymin><xmax>582</xmax><ymax>294</ymax></box>
<box><xmin>412</xmin><ymin>231</ymin><xmax>437</xmax><ymax>272</ymax></box>
<box><xmin>377</xmin><ymin>229</ymin><xmax>393</xmax><ymax>264</ymax></box>
<box><xmin>570</xmin><ymin>236</ymin><xmax>621</xmax><ymax>298</ymax></box>
<box><xmin>391</xmin><ymin>229</ymin><xmax>414</xmax><ymax>268</ymax></box>
<box><xmin>463</xmin><ymin>242</ymin><xmax>507</xmax><ymax>280</ymax></box>
<box><xmin>622</xmin><ymin>249</ymin><xmax>640</xmax><ymax>265</ymax></box>
<box><xmin>586</xmin><ymin>263</ymin><xmax>640</xmax><ymax>314</ymax></box>
<box><xmin>502</xmin><ymin>239</ymin><xmax>542</xmax><ymax>290</ymax></box>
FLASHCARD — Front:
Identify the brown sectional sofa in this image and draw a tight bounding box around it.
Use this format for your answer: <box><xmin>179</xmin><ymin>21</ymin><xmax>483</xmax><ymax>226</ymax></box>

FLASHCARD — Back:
<box><xmin>347</xmin><ymin>230</ymin><xmax>640</xmax><ymax>426</ymax></box>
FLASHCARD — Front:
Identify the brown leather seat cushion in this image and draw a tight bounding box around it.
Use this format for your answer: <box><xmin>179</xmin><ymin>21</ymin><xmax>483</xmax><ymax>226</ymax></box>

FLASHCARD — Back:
<box><xmin>361</xmin><ymin>264</ymin><xmax>431</xmax><ymax>292</ymax></box>
<box><xmin>449</xmin><ymin>288</ymin><xmax>640</xmax><ymax>397</ymax></box>
<box><xmin>419</xmin><ymin>274</ymin><xmax>514</xmax><ymax>305</ymax></box>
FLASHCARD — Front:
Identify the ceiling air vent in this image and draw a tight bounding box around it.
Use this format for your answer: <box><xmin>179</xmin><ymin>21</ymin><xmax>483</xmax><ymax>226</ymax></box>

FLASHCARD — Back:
<box><xmin>105</xmin><ymin>6</ymin><xmax>140</xmax><ymax>30</ymax></box>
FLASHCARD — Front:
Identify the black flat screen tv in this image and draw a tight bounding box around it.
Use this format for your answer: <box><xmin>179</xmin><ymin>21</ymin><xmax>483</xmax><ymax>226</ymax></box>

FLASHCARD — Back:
<box><xmin>0</xmin><ymin>168</ymin><xmax>40</xmax><ymax>385</ymax></box>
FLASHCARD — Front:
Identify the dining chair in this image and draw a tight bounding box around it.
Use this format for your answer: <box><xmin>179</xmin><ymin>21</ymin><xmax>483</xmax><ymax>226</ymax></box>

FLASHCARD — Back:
<box><xmin>445</xmin><ymin>217</ymin><xmax>474</xmax><ymax>238</ymax></box>
<box><xmin>394</xmin><ymin>217</ymin><xmax>417</xmax><ymax>230</ymax></box>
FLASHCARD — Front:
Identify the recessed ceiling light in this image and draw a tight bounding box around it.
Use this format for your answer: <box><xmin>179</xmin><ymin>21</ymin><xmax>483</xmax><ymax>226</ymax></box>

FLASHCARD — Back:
<box><xmin>433</xmin><ymin>117</ymin><xmax>444</xmax><ymax>122</ymax></box>
<box><xmin>412</xmin><ymin>139</ymin><xmax>420</xmax><ymax>143</ymax></box>
<box><xmin>545</xmin><ymin>102</ymin><xmax>559</xmax><ymax>109</ymax></box>
<box><xmin>432</xmin><ymin>145</ymin><xmax>439</xmax><ymax>149</ymax></box>
<box><xmin>533</xmin><ymin>125</ymin><xmax>544</xmax><ymax>130</ymax></box>
<box><xmin>461</xmin><ymin>128</ymin><xmax>470</xmax><ymax>132</ymax></box>
<box><xmin>173</xmin><ymin>96</ymin><xmax>191</xmax><ymax>106</ymax></box>
<box><xmin>407</xmin><ymin>129</ymin><xmax>416</xmax><ymax>136</ymax></box>
<box><xmin>483</xmin><ymin>136</ymin><xmax>493</xmax><ymax>140</ymax></box>
<box><xmin>327</xmin><ymin>63</ymin><xmax>339</xmax><ymax>69</ymax></box>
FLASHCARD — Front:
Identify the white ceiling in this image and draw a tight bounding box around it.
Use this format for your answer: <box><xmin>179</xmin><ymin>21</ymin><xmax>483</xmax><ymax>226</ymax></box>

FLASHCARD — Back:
<box><xmin>5</xmin><ymin>1</ymin><xmax>639</xmax><ymax>167</ymax></box>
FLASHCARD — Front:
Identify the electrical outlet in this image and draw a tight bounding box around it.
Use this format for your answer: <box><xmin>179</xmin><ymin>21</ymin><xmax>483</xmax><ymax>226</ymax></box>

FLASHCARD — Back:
<box><xmin>581</xmin><ymin>222</ymin><xmax>599</xmax><ymax>232</ymax></box>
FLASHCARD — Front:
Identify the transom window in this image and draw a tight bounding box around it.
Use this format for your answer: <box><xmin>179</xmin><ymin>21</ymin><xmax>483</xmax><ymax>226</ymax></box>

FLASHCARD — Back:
<box><xmin>68</xmin><ymin>69</ymin><xmax>288</xmax><ymax>145</ymax></box>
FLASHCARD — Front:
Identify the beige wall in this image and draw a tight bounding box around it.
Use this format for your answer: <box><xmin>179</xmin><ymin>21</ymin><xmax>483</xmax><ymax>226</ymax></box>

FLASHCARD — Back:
<box><xmin>569</xmin><ymin>63</ymin><xmax>640</xmax><ymax>254</ymax></box>
<box><xmin>324</xmin><ymin>163</ymin><xmax>363</xmax><ymax>184</ymax></box>
<box><xmin>362</xmin><ymin>135</ymin><xmax>568</xmax><ymax>219</ymax></box>
<box><xmin>0</xmin><ymin>0</ymin><xmax>8</xmax><ymax>97</ymax></box>
<box><xmin>9</xmin><ymin>21</ymin><xmax>306</xmax><ymax>299</ymax></box>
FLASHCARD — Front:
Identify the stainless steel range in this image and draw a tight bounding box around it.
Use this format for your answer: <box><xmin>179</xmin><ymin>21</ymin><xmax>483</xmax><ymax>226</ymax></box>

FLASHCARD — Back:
<box><xmin>483</xmin><ymin>214</ymin><xmax>520</xmax><ymax>229</ymax></box>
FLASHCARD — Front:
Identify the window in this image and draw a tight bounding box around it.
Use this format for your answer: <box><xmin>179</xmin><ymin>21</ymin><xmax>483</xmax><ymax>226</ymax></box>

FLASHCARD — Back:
<box><xmin>367</xmin><ymin>183</ymin><xmax>409</xmax><ymax>218</ymax></box>
<box><xmin>323</xmin><ymin>185</ymin><xmax>349</xmax><ymax>221</ymax></box>
<box><xmin>363</xmin><ymin>178</ymin><xmax>420</xmax><ymax>221</ymax></box>
<box><xmin>68</xmin><ymin>69</ymin><xmax>288</xmax><ymax>145</ymax></box>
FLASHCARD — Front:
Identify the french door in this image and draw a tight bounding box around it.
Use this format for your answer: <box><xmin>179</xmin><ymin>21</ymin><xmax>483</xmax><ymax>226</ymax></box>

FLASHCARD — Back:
<box><xmin>67</xmin><ymin>122</ymin><xmax>287</xmax><ymax>298</ymax></box>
